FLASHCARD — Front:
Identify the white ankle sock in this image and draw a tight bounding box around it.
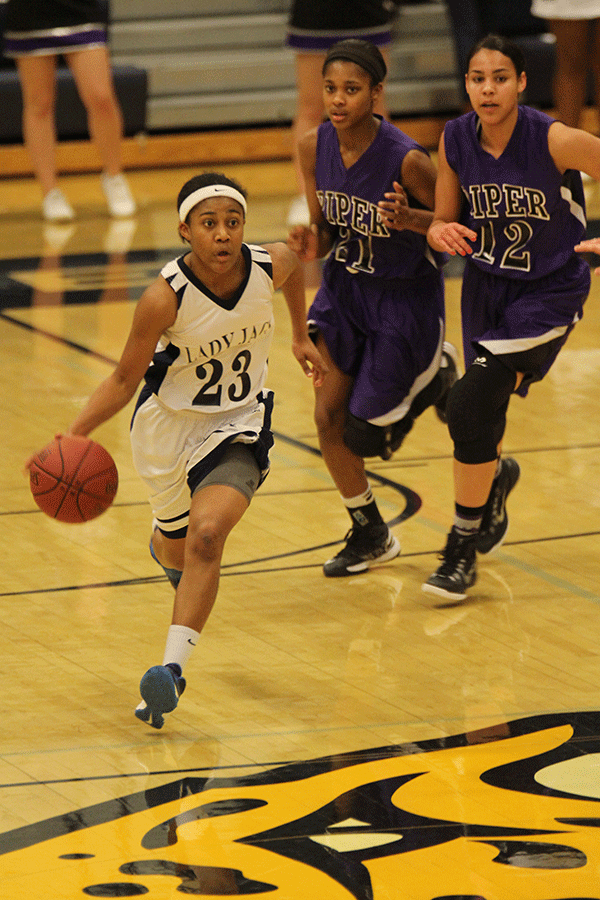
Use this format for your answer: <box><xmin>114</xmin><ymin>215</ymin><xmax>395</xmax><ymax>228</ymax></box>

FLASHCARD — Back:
<box><xmin>341</xmin><ymin>486</ymin><xmax>373</xmax><ymax>508</ymax></box>
<box><xmin>162</xmin><ymin>624</ymin><xmax>200</xmax><ymax>671</ymax></box>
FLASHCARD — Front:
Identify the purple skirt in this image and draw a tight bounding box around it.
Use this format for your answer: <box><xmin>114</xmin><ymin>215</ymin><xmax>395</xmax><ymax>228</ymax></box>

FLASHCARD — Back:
<box><xmin>3</xmin><ymin>0</ymin><xmax>107</xmax><ymax>57</ymax></box>
<box><xmin>286</xmin><ymin>0</ymin><xmax>395</xmax><ymax>52</ymax></box>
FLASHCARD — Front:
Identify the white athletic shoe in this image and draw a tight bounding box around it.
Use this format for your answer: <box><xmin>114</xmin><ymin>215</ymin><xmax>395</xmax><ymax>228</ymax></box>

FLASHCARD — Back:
<box><xmin>103</xmin><ymin>217</ymin><xmax>137</xmax><ymax>254</ymax></box>
<box><xmin>287</xmin><ymin>194</ymin><xmax>310</xmax><ymax>227</ymax></box>
<box><xmin>42</xmin><ymin>188</ymin><xmax>75</xmax><ymax>222</ymax></box>
<box><xmin>101</xmin><ymin>172</ymin><xmax>137</xmax><ymax>218</ymax></box>
<box><xmin>42</xmin><ymin>222</ymin><xmax>76</xmax><ymax>252</ymax></box>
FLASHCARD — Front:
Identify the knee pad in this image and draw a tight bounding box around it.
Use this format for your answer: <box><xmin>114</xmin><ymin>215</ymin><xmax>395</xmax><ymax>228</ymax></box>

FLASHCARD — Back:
<box><xmin>344</xmin><ymin>412</ymin><xmax>413</xmax><ymax>460</ymax></box>
<box><xmin>447</xmin><ymin>353</ymin><xmax>515</xmax><ymax>464</ymax></box>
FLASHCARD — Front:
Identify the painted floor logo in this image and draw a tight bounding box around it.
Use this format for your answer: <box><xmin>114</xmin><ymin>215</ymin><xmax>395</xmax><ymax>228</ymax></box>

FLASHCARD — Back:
<box><xmin>2</xmin><ymin>711</ymin><xmax>600</xmax><ymax>899</ymax></box>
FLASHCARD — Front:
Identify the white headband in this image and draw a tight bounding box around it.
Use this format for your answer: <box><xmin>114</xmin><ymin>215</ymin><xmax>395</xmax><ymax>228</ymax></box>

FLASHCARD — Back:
<box><xmin>178</xmin><ymin>185</ymin><xmax>247</xmax><ymax>222</ymax></box>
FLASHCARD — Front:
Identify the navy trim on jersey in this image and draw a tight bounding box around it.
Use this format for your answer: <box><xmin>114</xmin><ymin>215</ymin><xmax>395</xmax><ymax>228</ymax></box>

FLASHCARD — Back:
<box><xmin>176</xmin><ymin>244</ymin><xmax>255</xmax><ymax>312</ymax></box>
<box><xmin>130</xmin><ymin>382</ymin><xmax>153</xmax><ymax>427</ymax></box>
<box><xmin>250</xmin><ymin>246</ymin><xmax>274</xmax><ymax>280</ymax></box>
<box><xmin>133</xmin><ymin>246</ymin><xmax>275</xmax><ymax>423</ymax></box>
<box><xmin>163</xmin><ymin>274</ymin><xmax>187</xmax><ymax>310</ymax></box>
<box><xmin>143</xmin><ymin>343</ymin><xmax>181</xmax><ymax>397</ymax></box>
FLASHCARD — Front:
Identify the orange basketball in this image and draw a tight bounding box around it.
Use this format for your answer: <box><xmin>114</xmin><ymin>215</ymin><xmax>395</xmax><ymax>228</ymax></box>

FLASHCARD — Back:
<box><xmin>29</xmin><ymin>435</ymin><xmax>118</xmax><ymax>523</ymax></box>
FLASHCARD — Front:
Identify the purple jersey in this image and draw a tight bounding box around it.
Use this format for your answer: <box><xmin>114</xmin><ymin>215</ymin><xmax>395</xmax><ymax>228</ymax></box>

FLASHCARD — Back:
<box><xmin>444</xmin><ymin>106</ymin><xmax>586</xmax><ymax>281</ymax></box>
<box><xmin>315</xmin><ymin>117</ymin><xmax>442</xmax><ymax>280</ymax></box>
<box><xmin>309</xmin><ymin>117</ymin><xmax>445</xmax><ymax>422</ymax></box>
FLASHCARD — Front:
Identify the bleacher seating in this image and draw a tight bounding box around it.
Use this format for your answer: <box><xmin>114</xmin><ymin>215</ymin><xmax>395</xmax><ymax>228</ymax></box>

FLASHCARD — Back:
<box><xmin>0</xmin><ymin>0</ymin><xmax>555</xmax><ymax>142</ymax></box>
<box><xmin>108</xmin><ymin>0</ymin><xmax>555</xmax><ymax>133</ymax></box>
<box><xmin>109</xmin><ymin>1</ymin><xmax>462</xmax><ymax>132</ymax></box>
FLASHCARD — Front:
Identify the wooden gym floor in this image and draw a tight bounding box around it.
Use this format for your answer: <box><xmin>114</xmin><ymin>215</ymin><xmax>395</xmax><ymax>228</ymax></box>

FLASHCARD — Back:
<box><xmin>1</xmin><ymin>152</ymin><xmax>600</xmax><ymax>900</ymax></box>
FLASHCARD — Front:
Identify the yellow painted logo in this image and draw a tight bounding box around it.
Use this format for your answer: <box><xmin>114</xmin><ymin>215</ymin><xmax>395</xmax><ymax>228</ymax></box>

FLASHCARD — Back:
<box><xmin>2</xmin><ymin>712</ymin><xmax>600</xmax><ymax>898</ymax></box>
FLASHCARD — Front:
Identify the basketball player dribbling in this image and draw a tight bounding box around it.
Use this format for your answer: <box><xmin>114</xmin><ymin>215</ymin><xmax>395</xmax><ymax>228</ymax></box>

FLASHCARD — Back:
<box><xmin>29</xmin><ymin>173</ymin><xmax>326</xmax><ymax>728</ymax></box>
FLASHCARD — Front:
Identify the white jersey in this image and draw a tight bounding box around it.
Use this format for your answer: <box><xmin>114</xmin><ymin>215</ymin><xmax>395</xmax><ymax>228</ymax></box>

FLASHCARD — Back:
<box><xmin>145</xmin><ymin>243</ymin><xmax>275</xmax><ymax>414</ymax></box>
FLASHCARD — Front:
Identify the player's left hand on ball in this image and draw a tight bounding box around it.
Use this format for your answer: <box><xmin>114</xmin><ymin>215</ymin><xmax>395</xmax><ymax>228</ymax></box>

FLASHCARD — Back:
<box><xmin>23</xmin><ymin>453</ymin><xmax>36</xmax><ymax>476</ymax></box>
<box><xmin>23</xmin><ymin>433</ymin><xmax>62</xmax><ymax>474</ymax></box>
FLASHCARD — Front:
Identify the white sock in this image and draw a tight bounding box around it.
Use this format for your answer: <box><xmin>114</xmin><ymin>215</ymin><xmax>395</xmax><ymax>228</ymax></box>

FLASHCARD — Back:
<box><xmin>162</xmin><ymin>624</ymin><xmax>200</xmax><ymax>671</ymax></box>
<box><xmin>341</xmin><ymin>486</ymin><xmax>373</xmax><ymax>508</ymax></box>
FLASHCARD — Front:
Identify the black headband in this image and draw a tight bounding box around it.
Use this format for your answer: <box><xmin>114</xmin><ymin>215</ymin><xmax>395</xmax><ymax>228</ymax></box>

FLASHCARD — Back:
<box><xmin>324</xmin><ymin>40</ymin><xmax>387</xmax><ymax>84</ymax></box>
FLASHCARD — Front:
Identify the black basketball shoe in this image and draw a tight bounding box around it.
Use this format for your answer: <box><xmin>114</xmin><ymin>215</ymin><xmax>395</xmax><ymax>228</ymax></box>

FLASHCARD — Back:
<box><xmin>422</xmin><ymin>528</ymin><xmax>477</xmax><ymax>600</ymax></box>
<box><xmin>324</xmin><ymin>522</ymin><xmax>401</xmax><ymax>577</ymax></box>
<box><xmin>477</xmin><ymin>457</ymin><xmax>520</xmax><ymax>554</ymax></box>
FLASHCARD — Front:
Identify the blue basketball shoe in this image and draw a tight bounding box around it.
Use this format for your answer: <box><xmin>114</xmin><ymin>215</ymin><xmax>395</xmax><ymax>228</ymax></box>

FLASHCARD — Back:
<box><xmin>135</xmin><ymin>663</ymin><xmax>186</xmax><ymax>729</ymax></box>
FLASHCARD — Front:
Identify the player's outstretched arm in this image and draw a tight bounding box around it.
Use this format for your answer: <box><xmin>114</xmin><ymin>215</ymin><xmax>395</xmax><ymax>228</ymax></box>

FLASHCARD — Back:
<box><xmin>69</xmin><ymin>278</ymin><xmax>178</xmax><ymax>437</ymax></box>
<box><xmin>267</xmin><ymin>242</ymin><xmax>328</xmax><ymax>387</ymax></box>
